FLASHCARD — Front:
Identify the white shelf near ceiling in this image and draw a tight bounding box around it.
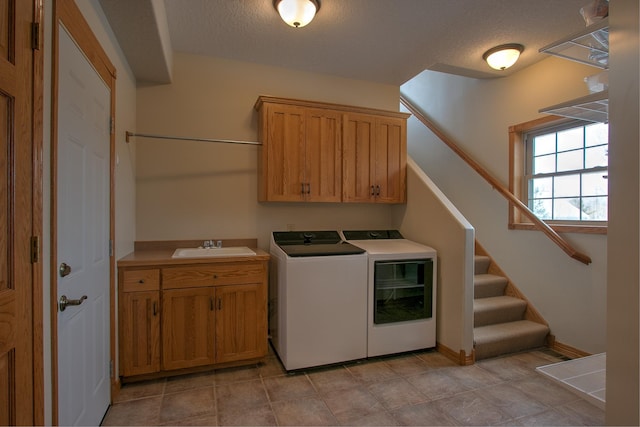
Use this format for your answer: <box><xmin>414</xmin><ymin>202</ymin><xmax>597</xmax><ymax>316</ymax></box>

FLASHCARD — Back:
<box><xmin>539</xmin><ymin>90</ymin><xmax>608</xmax><ymax>123</ymax></box>
<box><xmin>540</xmin><ymin>18</ymin><xmax>609</xmax><ymax>69</ymax></box>
<box><xmin>539</xmin><ymin>18</ymin><xmax>609</xmax><ymax>123</ymax></box>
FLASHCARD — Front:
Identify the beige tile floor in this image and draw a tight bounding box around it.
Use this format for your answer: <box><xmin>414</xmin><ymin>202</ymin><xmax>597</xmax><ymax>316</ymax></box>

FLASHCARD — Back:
<box><xmin>102</xmin><ymin>347</ymin><xmax>605</xmax><ymax>426</ymax></box>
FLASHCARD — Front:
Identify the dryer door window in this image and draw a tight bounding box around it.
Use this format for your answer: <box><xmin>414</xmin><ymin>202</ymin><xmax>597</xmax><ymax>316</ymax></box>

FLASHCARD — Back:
<box><xmin>373</xmin><ymin>259</ymin><xmax>433</xmax><ymax>324</ymax></box>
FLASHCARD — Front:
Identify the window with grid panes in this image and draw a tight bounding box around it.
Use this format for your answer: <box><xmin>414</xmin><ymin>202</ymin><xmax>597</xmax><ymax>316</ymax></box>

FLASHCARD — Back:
<box><xmin>524</xmin><ymin>120</ymin><xmax>608</xmax><ymax>223</ymax></box>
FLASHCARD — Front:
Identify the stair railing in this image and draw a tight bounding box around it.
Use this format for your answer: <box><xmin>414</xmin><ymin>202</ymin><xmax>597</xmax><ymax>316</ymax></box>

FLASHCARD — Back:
<box><xmin>400</xmin><ymin>95</ymin><xmax>592</xmax><ymax>265</ymax></box>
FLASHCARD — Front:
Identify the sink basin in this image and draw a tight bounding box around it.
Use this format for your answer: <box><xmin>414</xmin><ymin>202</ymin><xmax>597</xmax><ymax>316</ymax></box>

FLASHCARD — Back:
<box><xmin>172</xmin><ymin>247</ymin><xmax>256</xmax><ymax>258</ymax></box>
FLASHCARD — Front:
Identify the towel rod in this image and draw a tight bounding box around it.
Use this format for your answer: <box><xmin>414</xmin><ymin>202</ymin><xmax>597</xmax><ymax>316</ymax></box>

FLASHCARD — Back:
<box><xmin>125</xmin><ymin>131</ymin><xmax>261</xmax><ymax>146</ymax></box>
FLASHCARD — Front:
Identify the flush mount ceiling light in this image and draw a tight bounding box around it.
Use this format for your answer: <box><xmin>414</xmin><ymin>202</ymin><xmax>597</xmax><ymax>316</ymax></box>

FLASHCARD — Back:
<box><xmin>274</xmin><ymin>0</ymin><xmax>320</xmax><ymax>28</ymax></box>
<box><xmin>483</xmin><ymin>43</ymin><xmax>524</xmax><ymax>70</ymax></box>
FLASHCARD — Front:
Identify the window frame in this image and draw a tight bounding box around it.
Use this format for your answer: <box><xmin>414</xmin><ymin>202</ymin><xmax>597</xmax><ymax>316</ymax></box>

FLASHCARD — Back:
<box><xmin>509</xmin><ymin>116</ymin><xmax>607</xmax><ymax>235</ymax></box>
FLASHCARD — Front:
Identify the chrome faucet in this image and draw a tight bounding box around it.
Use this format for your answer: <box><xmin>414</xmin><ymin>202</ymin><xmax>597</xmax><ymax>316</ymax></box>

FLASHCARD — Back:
<box><xmin>203</xmin><ymin>240</ymin><xmax>222</xmax><ymax>249</ymax></box>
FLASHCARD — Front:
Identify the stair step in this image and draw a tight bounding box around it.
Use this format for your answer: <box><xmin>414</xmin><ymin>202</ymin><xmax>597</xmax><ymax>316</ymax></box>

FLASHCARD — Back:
<box><xmin>474</xmin><ymin>255</ymin><xmax>491</xmax><ymax>275</ymax></box>
<box><xmin>474</xmin><ymin>296</ymin><xmax>527</xmax><ymax>326</ymax></box>
<box><xmin>474</xmin><ymin>320</ymin><xmax>550</xmax><ymax>360</ymax></box>
<box><xmin>474</xmin><ymin>274</ymin><xmax>508</xmax><ymax>298</ymax></box>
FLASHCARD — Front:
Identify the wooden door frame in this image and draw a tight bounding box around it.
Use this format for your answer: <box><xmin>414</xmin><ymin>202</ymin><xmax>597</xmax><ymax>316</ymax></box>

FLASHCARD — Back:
<box><xmin>51</xmin><ymin>1</ymin><xmax>117</xmax><ymax>424</ymax></box>
<box><xmin>33</xmin><ymin>1</ymin><xmax>44</xmax><ymax>424</ymax></box>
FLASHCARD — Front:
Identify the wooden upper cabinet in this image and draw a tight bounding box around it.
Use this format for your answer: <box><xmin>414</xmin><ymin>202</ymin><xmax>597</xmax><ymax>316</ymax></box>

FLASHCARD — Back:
<box><xmin>343</xmin><ymin>114</ymin><xmax>407</xmax><ymax>203</ymax></box>
<box><xmin>343</xmin><ymin>113</ymin><xmax>376</xmax><ymax>203</ymax></box>
<box><xmin>257</xmin><ymin>101</ymin><xmax>342</xmax><ymax>202</ymax></box>
<box><xmin>305</xmin><ymin>108</ymin><xmax>342</xmax><ymax>202</ymax></box>
<box><xmin>256</xmin><ymin>96</ymin><xmax>408</xmax><ymax>204</ymax></box>
<box><xmin>260</xmin><ymin>103</ymin><xmax>306</xmax><ymax>201</ymax></box>
<box><xmin>374</xmin><ymin>116</ymin><xmax>407</xmax><ymax>203</ymax></box>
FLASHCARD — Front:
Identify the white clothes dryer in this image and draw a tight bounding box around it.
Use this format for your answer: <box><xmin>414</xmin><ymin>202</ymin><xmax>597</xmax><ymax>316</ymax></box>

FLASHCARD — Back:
<box><xmin>342</xmin><ymin>230</ymin><xmax>437</xmax><ymax>357</ymax></box>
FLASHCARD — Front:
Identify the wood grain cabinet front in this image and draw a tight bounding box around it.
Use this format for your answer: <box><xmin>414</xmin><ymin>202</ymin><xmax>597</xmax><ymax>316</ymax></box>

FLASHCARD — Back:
<box><xmin>122</xmin><ymin>268</ymin><xmax>160</xmax><ymax>292</ymax></box>
<box><xmin>162</xmin><ymin>262</ymin><xmax>265</xmax><ymax>289</ymax></box>
<box><xmin>257</xmin><ymin>102</ymin><xmax>342</xmax><ymax>202</ymax></box>
<box><xmin>118</xmin><ymin>259</ymin><xmax>268</xmax><ymax>380</ymax></box>
<box><xmin>256</xmin><ymin>96</ymin><xmax>408</xmax><ymax>204</ymax></box>
<box><xmin>161</xmin><ymin>262</ymin><xmax>268</xmax><ymax>368</ymax></box>
<box><xmin>215</xmin><ymin>283</ymin><xmax>268</xmax><ymax>364</ymax></box>
<box><xmin>119</xmin><ymin>269</ymin><xmax>161</xmax><ymax>377</ymax></box>
<box><xmin>161</xmin><ymin>287</ymin><xmax>216</xmax><ymax>370</ymax></box>
<box><xmin>343</xmin><ymin>113</ymin><xmax>407</xmax><ymax>203</ymax></box>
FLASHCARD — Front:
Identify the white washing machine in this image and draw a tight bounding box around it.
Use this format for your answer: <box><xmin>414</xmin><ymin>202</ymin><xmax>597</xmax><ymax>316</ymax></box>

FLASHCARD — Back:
<box><xmin>342</xmin><ymin>230</ymin><xmax>437</xmax><ymax>357</ymax></box>
<box><xmin>269</xmin><ymin>231</ymin><xmax>368</xmax><ymax>370</ymax></box>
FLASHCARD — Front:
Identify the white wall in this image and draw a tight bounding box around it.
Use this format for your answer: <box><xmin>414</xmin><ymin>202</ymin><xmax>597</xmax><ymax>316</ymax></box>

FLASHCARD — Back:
<box><xmin>401</xmin><ymin>57</ymin><xmax>608</xmax><ymax>354</ymax></box>
<box><xmin>135</xmin><ymin>53</ymin><xmax>402</xmax><ymax>249</ymax></box>
<box><xmin>606</xmin><ymin>0</ymin><xmax>639</xmax><ymax>423</ymax></box>
<box><xmin>42</xmin><ymin>0</ymin><xmax>138</xmax><ymax>423</ymax></box>
<box><xmin>393</xmin><ymin>159</ymin><xmax>475</xmax><ymax>357</ymax></box>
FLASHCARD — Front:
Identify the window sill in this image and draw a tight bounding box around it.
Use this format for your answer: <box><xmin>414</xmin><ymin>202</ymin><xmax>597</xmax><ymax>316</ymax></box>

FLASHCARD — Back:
<box><xmin>509</xmin><ymin>222</ymin><xmax>607</xmax><ymax>235</ymax></box>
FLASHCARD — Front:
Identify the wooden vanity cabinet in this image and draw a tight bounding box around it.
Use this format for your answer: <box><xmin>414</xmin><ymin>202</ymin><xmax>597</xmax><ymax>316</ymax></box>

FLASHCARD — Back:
<box><xmin>160</xmin><ymin>261</ymin><xmax>268</xmax><ymax>371</ymax></box>
<box><xmin>343</xmin><ymin>113</ymin><xmax>407</xmax><ymax>203</ymax></box>
<box><xmin>118</xmin><ymin>258</ymin><xmax>268</xmax><ymax>380</ymax></box>
<box><xmin>119</xmin><ymin>269</ymin><xmax>161</xmax><ymax>377</ymax></box>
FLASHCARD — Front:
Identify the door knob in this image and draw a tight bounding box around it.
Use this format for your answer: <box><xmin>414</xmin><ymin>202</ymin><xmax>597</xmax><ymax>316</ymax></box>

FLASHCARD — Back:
<box><xmin>59</xmin><ymin>295</ymin><xmax>87</xmax><ymax>312</ymax></box>
<box><xmin>59</xmin><ymin>262</ymin><xmax>71</xmax><ymax>277</ymax></box>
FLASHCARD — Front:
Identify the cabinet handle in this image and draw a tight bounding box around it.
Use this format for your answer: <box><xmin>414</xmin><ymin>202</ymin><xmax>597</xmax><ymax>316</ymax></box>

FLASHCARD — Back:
<box><xmin>138</xmin><ymin>279</ymin><xmax>145</xmax><ymax>284</ymax></box>
<box><xmin>301</xmin><ymin>183</ymin><xmax>305</xmax><ymax>195</ymax></box>
<box><xmin>370</xmin><ymin>185</ymin><xmax>375</xmax><ymax>196</ymax></box>
<box><xmin>153</xmin><ymin>301</ymin><xmax>157</xmax><ymax>316</ymax></box>
<box><xmin>213</xmin><ymin>274</ymin><xmax>218</xmax><ymax>279</ymax></box>
<box><xmin>376</xmin><ymin>185</ymin><xmax>381</xmax><ymax>196</ymax></box>
<box><xmin>218</xmin><ymin>298</ymin><xmax>222</xmax><ymax>310</ymax></box>
<box><xmin>306</xmin><ymin>183</ymin><xmax>311</xmax><ymax>194</ymax></box>
<box><xmin>210</xmin><ymin>297</ymin><xmax>214</xmax><ymax>311</ymax></box>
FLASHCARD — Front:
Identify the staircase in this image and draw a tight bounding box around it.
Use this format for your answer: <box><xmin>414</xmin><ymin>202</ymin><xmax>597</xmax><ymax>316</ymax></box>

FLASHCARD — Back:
<box><xmin>473</xmin><ymin>244</ymin><xmax>550</xmax><ymax>360</ymax></box>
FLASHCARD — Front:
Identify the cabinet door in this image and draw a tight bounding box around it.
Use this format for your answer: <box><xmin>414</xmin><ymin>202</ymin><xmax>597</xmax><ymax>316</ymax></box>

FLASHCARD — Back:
<box><xmin>342</xmin><ymin>113</ymin><xmax>376</xmax><ymax>202</ymax></box>
<box><xmin>305</xmin><ymin>109</ymin><xmax>342</xmax><ymax>202</ymax></box>
<box><xmin>375</xmin><ymin>117</ymin><xmax>407</xmax><ymax>203</ymax></box>
<box><xmin>162</xmin><ymin>288</ymin><xmax>216</xmax><ymax>370</ymax></box>
<box><xmin>263</xmin><ymin>104</ymin><xmax>306</xmax><ymax>201</ymax></box>
<box><xmin>215</xmin><ymin>284</ymin><xmax>268</xmax><ymax>364</ymax></box>
<box><xmin>120</xmin><ymin>291</ymin><xmax>160</xmax><ymax>377</ymax></box>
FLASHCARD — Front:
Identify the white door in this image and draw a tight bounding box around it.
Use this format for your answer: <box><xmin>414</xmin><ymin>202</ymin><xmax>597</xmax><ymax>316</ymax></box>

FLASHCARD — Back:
<box><xmin>57</xmin><ymin>25</ymin><xmax>111</xmax><ymax>426</ymax></box>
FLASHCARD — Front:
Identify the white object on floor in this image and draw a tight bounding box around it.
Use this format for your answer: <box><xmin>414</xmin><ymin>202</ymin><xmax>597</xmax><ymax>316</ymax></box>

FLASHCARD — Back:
<box><xmin>536</xmin><ymin>352</ymin><xmax>606</xmax><ymax>409</ymax></box>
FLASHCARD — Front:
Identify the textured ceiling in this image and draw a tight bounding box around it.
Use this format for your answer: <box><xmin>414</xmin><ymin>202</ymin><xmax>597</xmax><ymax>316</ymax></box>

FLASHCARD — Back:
<box><xmin>100</xmin><ymin>0</ymin><xmax>592</xmax><ymax>85</ymax></box>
